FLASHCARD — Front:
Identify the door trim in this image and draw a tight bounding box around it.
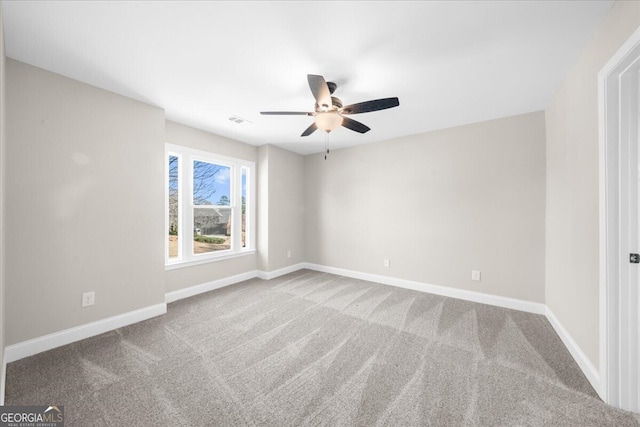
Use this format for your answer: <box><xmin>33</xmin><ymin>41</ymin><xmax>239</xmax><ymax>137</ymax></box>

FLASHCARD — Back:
<box><xmin>598</xmin><ymin>25</ymin><xmax>640</xmax><ymax>411</ymax></box>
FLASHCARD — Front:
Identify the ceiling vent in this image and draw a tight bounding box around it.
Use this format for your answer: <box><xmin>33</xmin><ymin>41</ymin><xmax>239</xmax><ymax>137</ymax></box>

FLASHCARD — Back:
<box><xmin>228</xmin><ymin>115</ymin><xmax>251</xmax><ymax>124</ymax></box>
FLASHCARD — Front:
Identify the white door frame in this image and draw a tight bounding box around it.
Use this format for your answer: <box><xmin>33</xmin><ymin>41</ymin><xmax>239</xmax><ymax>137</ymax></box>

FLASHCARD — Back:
<box><xmin>599</xmin><ymin>26</ymin><xmax>640</xmax><ymax>412</ymax></box>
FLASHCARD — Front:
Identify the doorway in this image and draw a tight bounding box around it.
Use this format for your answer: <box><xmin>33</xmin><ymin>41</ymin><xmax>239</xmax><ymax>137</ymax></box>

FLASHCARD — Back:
<box><xmin>599</xmin><ymin>26</ymin><xmax>640</xmax><ymax>412</ymax></box>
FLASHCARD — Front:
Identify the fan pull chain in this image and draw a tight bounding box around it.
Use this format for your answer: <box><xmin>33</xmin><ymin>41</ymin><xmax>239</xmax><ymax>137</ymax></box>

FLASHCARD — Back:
<box><xmin>324</xmin><ymin>133</ymin><xmax>330</xmax><ymax>160</ymax></box>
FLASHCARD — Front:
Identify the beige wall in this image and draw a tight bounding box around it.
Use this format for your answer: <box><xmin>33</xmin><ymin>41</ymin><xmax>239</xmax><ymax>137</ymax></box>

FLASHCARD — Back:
<box><xmin>305</xmin><ymin>111</ymin><xmax>546</xmax><ymax>303</ymax></box>
<box><xmin>545</xmin><ymin>0</ymin><xmax>640</xmax><ymax>368</ymax></box>
<box><xmin>164</xmin><ymin>120</ymin><xmax>258</xmax><ymax>292</ymax></box>
<box><xmin>257</xmin><ymin>145</ymin><xmax>269</xmax><ymax>271</ymax></box>
<box><xmin>267</xmin><ymin>145</ymin><xmax>305</xmax><ymax>271</ymax></box>
<box><xmin>256</xmin><ymin>144</ymin><xmax>305</xmax><ymax>273</ymax></box>
<box><xmin>166</xmin><ymin>120</ymin><xmax>257</xmax><ymax>161</ymax></box>
<box><xmin>5</xmin><ymin>60</ymin><xmax>166</xmax><ymax>345</ymax></box>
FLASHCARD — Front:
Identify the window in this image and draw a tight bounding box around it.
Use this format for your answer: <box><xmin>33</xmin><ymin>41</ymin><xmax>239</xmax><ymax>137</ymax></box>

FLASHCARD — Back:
<box><xmin>166</xmin><ymin>144</ymin><xmax>255</xmax><ymax>267</ymax></box>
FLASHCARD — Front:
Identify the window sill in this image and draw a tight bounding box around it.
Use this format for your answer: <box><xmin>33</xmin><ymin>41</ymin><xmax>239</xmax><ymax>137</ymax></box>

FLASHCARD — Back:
<box><xmin>165</xmin><ymin>249</ymin><xmax>256</xmax><ymax>271</ymax></box>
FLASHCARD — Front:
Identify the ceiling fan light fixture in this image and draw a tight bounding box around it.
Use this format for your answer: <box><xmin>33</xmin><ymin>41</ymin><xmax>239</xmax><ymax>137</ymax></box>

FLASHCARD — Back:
<box><xmin>261</xmin><ymin>74</ymin><xmax>399</xmax><ymax>137</ymax></box>
<box><xmin>315</xmin><ymin>111</ymin><xmax>343</xmax><ymax>133</ymax></box>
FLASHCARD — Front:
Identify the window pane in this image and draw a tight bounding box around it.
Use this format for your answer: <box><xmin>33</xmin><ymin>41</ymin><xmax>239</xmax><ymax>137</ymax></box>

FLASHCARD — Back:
<box><xmin>193</xmin><ymin>160</ymin><xmax>231</xmax><ymax>206</ymax></box>
<box><xmin>242</xmin><ymin>167</ymin><xmax>247</xmax><ymax>248</ymax></box>
<box><xmin>166</xmin><ymin>144</ymin><xmax>255</xmax><ymax>266</ymax></box>
<box><xmin>168</xmin><ymin>155</ymin><xmax>179</xmax><ymax>259</ymax></box>
<box><xmin>193</xmin><ymin>207</ymin><xmax>231</xmax><ymax>254</ymax></box>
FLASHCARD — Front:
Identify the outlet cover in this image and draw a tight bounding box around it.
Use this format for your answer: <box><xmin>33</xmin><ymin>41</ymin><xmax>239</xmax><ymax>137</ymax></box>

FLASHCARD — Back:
<box><xmin>384</xmin><ymin>259</ymin><xmax>390</xmax><ymax>267</ymax></box>
<box><xmin>471</xmin><ymin>270</ymin><xmax>481</xmax><ymax>281</ymax></box>
<box><xmin>82</xmin><ymin>291</ymin><xmax>95</xmax><ymax>307</ymax></box>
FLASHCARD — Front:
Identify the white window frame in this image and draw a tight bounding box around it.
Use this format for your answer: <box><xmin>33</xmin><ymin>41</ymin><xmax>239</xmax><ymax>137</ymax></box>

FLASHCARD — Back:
<box><xmin>165</xmin><ymin>143</ymin><xmax>256</xmax><ymax>269</ymax></box>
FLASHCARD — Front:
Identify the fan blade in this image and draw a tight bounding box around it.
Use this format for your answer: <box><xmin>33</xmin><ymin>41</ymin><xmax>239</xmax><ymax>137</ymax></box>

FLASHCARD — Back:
<box><xmin>342</xmin><ymin>117</ymin><xmax>370</xmax><ymax>134</ymax></box>
<box><xmin>260</xmin><ymin>111</ymin><xmax>313</xmax><ymax>115</ymax></box>
<box><xmin>340</xmin><ymin>97</ymin><xmax>399</xmax><ymax>115</ymax></box>
<box><xmin>301</xmin><ymin>123</ymin><xmax>318</xmax><ymax>137</ymax></box>
<box><xmin>307</xmin><ymin>75</ymin><xmax>332</xmax><ymax>110</ymax></box>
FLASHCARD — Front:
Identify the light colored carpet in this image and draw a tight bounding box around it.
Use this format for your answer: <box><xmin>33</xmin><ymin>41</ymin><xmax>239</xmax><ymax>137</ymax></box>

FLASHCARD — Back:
<box><xmin>6</xmin><ymin>270</ymin><xmax>639</xmax><ymax>426</ymax></box>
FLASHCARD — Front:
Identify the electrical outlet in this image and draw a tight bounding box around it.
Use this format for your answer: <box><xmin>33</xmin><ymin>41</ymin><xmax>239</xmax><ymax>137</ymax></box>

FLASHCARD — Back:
<box><xmin>471</xmin><ymin>270</ymin><xmax>481</xmax><ymax>281</ymax></box>
<box><xmin>82</xmin><ymin>291</ymin><xmax>95</xmax><ymax>307</ymax></box>
<box><xmin>287</xmin><ymin>250</ymin><xmax>292</xmax><ymax>258</ymax></box>
<box><xmin>384</xmin><ymin>259</ymin><xmax>390</xmax><ymax>267</ymax></box>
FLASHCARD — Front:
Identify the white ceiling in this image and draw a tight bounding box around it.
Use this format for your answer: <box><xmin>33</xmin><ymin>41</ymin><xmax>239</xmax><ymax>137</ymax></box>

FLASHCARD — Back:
<box><xmin>2</xmin><ymin>1</ymin><xmax>613</xmax><ymax>155</ymax></box>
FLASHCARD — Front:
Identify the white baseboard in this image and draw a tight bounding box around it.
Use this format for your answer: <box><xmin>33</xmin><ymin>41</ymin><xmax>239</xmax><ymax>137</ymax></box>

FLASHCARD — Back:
<box><xmin>545</xmin><ymin>306</ymin><xmax>600</xmax><ymax>393</ymax></box>
<box><xmin>165</xmin><ymin>271</ymin><xmax>257</xmax><ymax>304</ymax></box>
<box><xmin>165</xmin><ymin>264</ymin><xmax>304</xmax><ymax>302</ymax></box>
<box><xmin>257</xmin><ymin>263</ymin><xmax>307</xmax><ymax>280</ymax></box>
<box><xmin>302</xmin><ymin>263</ymin><xmax>546</xmax><ymax>315</ymax></box>
<box><xmin>4</xmin><ymin>303</ymin><xmax>167</xmax><ymax>364</ymax></box>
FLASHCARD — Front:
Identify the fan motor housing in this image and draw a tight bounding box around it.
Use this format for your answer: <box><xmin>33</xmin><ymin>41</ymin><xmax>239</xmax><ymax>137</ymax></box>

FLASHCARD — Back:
<box><xmin>315</xmin><ymin>97</ymin><xmax>342</xmax><ymax>112</ymax></box>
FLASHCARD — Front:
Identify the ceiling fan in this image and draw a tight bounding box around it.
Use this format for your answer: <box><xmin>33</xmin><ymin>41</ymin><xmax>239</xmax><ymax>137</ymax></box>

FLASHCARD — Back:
<box><xmin>260</xmin><ymin>74</ymin><xmax>399</xmax><ymax>137</ymax></box>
